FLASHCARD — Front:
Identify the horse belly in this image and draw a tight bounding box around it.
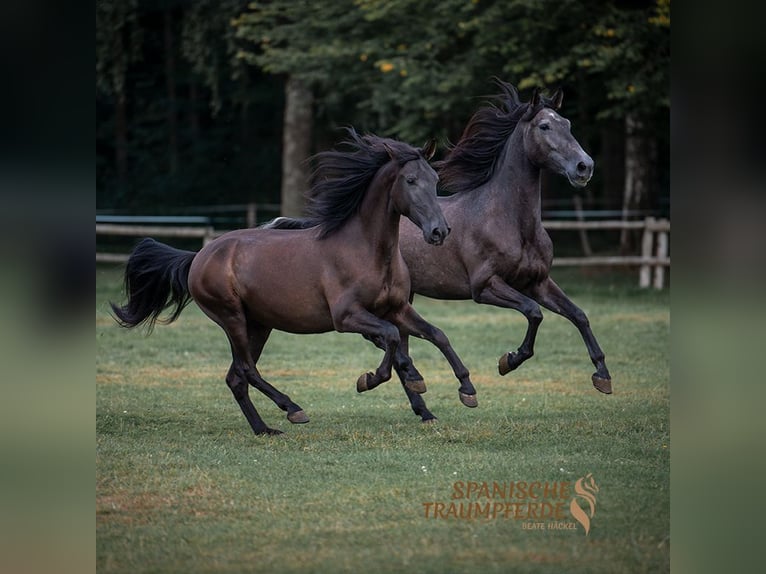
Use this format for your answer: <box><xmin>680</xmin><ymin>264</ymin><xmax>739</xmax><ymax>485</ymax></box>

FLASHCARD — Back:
<box><xmin>245</xmin><ymin>287</ymin><xmax>335</xmax><ymax>334</ymax></box>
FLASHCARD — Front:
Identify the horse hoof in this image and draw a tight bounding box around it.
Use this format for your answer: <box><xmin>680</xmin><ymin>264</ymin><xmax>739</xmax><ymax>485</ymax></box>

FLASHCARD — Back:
<box><xmin>405</xmin><ymin>378</ymin><xmax>427</xmax><ymax>394</ymax></box>
<box><xmin>459</xmin><ymin>391</ymin><xmax>478</xmax><ymax>408</ymax></box>
<box><xmin>498</xmin><ymin>352</ymin><xmax>522</xmax><ymax>376</ymax></box>
<box><xmin>287</xmin><ymin>410</ymin><xmax>309</xmax><ymax>424</ymax></box>
<box><xmin>422</xmin><ymin>417</ymin><xmax>438</xmax><ymax>425</ymax></box>
<box><xmin>357</xmin><ymin>372</ymin><xmax>373</xmax><ymax>393</ymax></box>
<box><xmin>498</xmin><ymin>353</ymin><xmax>511</xmax><ymax>376</ymax></box>
<box><xmin>258</xmin><ymin>427</ymin><xmax>283</xmax><ymax>436</ymax></box>
<box><xmin>592</xmin><ymin>374</ymin><xmax>613</xmax><ymax>394</ymax></box>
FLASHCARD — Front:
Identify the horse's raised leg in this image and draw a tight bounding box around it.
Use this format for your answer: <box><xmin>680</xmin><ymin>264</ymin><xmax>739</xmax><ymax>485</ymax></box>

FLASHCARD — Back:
<box><xmin>245</xmin><ymin>325</ymin><xmax>309</xmax><ymax>424</ymax></box>
<box><xmin>365</xmin><ymin>333</ymin><xmax>427</xmax><ymax>393</ymax></box>
<box><xmin>333</xmin><ymin>307</ymin><xmax>400</xmax><ymax>393</ymax></box>
<box><xmin>393</xmin><ymin>305</ymin><xmax>478</xmax><ymax>408</ymax></box>
<box><xmin>224</xmin><ymin>360</ymin><xmax>282</xmax><ymax>436</ymax></box>
<box><xmin>472</xmin><ymin>276</ymin><xmax>543</xmax><ymax>376</ymax></box>
<box><xmin>531</xmin><ymin>278</ymin><xmax>613</xmax><ymax>394</ymax></box>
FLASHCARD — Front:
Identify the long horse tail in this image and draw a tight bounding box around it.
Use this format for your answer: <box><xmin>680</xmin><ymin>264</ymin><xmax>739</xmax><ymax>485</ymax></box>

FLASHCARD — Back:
<box><xmin>110</xmin><ymin>238</ymin><xmax>196</xmax><ymax>332</ymax></box>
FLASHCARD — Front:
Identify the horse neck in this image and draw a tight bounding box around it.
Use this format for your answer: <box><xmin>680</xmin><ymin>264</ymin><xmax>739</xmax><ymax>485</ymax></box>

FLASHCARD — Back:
<box><xmin>351</xmin><ymin>162</ymin><xmax>401</xmax><ymax>261</ymax></box>
<box><xmin>486</xmin><ymin>129</ymin><xmax>543</xmax><ymax>227</ymax></box>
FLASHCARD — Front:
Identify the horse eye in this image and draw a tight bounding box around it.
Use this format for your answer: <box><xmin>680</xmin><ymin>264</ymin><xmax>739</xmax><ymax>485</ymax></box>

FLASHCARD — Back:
<box><xmin>406</xmin><ymin>176</ymin><xmax>417</xmax><ymax>184</ymax></box>
<box><xmin>539</xmin><ymin>123</ymin><xmax>551</xmax><ymax>131</ymax></box>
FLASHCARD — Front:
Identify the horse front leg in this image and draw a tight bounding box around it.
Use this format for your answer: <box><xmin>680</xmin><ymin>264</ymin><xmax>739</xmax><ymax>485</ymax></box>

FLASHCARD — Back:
<box><xmin>333</xmin><ymin>307</ymin><xmax>400</xmax><ymax>393</ymax></box>
<box><xmin>472</xmin><ymin>276</ymin><xmax>544</xmax><ymax>376</ymax></box>
<box><xmin>392</xmin><ymin>305</ymin><xmax>477</xmax><ymax>408</ymax></box>
<box><xmin>365</xmin><ymin>334</ymin><xmax>437</xmax><ymax>422</ymax></box>
<box><xmin>531</xmin><ymin>278</ymin><xmax>613</xmax><ymax>394</ymax></box>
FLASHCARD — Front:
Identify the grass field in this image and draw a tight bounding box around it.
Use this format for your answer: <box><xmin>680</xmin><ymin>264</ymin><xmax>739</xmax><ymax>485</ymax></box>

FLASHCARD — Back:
<box><xmin>97</xmin><ymin>264</ymin><xmax>669</xmax><ymax>573</ymax></box>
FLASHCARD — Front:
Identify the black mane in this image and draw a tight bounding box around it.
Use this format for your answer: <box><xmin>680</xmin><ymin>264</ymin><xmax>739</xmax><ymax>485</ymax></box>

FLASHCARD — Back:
<box><xmin>436</xmin><ymin>80</ymin><xmax>556</xmax><ymax>194</ymax></box>
<box><xmin>303</xmin><ymin>128</ymin><xmax>423</xmax><ymax>238</ymax></box>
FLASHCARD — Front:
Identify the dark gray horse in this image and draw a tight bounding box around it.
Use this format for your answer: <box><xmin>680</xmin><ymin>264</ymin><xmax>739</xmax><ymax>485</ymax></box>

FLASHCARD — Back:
<box><xmin>392</xmin><ymin>81</ymin><xmax>612</xmax><ymax>421</ymax></box>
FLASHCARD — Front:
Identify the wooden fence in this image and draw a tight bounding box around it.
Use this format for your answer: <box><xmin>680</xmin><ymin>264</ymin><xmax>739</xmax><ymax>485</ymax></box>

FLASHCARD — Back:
<box><xmin>96</xmin><ymin>216</ymin><xmax>670</xmax><ymax>288</ymax></box>
<box><xmin>95</xmin><ymin>224</ymin><xmax>217</xmax><ymax>264</ymax></box>
<box><xmin>545</xmin><ymin>217</ymin><xmax>670</xmax><ymax>289</ymax></box>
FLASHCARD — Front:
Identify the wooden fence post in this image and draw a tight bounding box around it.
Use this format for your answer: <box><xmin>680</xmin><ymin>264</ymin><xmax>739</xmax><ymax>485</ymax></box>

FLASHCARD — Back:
<box><xmin>203</xmin><ymin>226</ymin><xmax>215</xmax><ymax>246</ymax></box>
<box><xmin>639</xmin><ymin>217</ymin><xmax>655</xmax><ymax>288</ymax></box>
<box><xmin>246</xmin><ymin>203</ymin><xmax>257</xmax><ymax>228</ymax></box>
<box><xmin>654</xmin><ymin>221</ymin><xmax>669</xmax><ymax>289</ymax></box>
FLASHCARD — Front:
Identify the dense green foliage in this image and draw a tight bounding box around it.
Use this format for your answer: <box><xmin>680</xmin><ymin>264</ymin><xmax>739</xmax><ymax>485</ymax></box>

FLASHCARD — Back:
<box><xmin>97</xmin><ymin>265</ymin><xmax>669</xmax><ymax>572</ymax></box>
<box><xmin>236</xmin><ymin>0</ymin><xmax>670</xmax><ymax>141</ymax></box>
<box><xmin>96</xmin><ymin>0</ymin><xmax>669</xmax><ymax>217</ymax></box>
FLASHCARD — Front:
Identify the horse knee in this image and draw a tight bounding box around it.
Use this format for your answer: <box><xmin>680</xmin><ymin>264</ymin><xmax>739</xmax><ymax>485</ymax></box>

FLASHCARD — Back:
<box><xmin>527</xmin><ymin>305</ymin><xmax>543</xmax><ymax>325</ymax></box>
<box><xmin>380</xmin><ymin>324</ymin><xmax>400</xmax><ymax>348</ymax></box>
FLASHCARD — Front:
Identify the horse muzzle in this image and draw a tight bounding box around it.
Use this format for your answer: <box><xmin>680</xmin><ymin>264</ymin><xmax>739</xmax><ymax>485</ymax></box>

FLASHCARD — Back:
<box><xmin>425</xmin><ymin>224</ymin><xmax>450</xmax><ymax>246</ymax></box>
<box><xmin>567</xmin><ymin>156</ymin><xmax>594</xmax><ymax>188</ymax></box>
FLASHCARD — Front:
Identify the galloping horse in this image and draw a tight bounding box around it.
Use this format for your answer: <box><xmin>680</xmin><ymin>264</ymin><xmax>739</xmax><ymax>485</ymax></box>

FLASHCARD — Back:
<box><xmin>394</xmin><ymin>81</ymin><xmax>613</xmax><ymax>421</ymax></box>
<box><xmin>111</xmin><ymin>129</ymin><xmax>477</xmax><ymax>435</ymax></box>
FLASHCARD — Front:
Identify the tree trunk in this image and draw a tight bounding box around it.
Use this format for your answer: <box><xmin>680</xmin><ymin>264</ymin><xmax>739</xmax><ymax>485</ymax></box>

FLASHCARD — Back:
<box><xmin>281</xmin><ymin>76</ymin><xmax>313</xmax><ymax>217</ymax></box>
<box><xmin>189</xmin><ymin>81</ymin><xmax>200</xmax><ymax>142</ymax></box>
<box><xmin>115</xmin><ymin>92</ymin><xmax>128</xmax><ymax>189</ymax></box>
<box><xmin>620</xmin><ymin>114</ymin><xmax>648</xmax><ymax>252</ymax></box>
<box><xmin>164</xmin><ymin>8</ymin><xmax>178</xmax><ymax>177</ymax></box>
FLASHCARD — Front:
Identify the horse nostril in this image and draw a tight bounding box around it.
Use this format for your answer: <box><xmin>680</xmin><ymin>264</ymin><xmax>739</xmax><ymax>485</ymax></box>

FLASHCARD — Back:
<box><xmin>431</xmin><ymin>227</ymin><xmax>446</xmax><ymax>243</ymax></box>
<box><xmin>577</xmin><ymin>161</ymin><xmax>588</xmax><ymax>174</ymax></box>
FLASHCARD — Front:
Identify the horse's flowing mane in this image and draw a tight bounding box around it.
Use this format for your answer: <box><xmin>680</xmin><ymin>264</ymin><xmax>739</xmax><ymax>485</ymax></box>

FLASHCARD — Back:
<box><xmin>304</xmin><ymin>128</ymin><xmax>423</xmax><ymax>238</ymax></box>
<box><xmin>436</xmin><ymin>80</ymin><xmax>555</xmax><ymax>194</ymax></box>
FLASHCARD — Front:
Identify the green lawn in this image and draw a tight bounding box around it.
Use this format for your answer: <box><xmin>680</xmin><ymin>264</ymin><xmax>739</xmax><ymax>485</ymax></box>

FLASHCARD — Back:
<box><xmin>97</xmin><ymin>265</ymin><xmax>669</xmax><ymax>573</ymax></box>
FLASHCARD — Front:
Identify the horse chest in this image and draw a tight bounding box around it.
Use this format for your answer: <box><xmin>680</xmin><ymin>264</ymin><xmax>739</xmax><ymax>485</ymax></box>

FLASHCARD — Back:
<box><xmin>489</xmin><ymin>229</ymin><xmax>553</xmax><ymax>287</ymax></box>
<box><xmin>367</xmin><ymin>269</ymin><xmax>407</xmax><ymax>313</ymax></box>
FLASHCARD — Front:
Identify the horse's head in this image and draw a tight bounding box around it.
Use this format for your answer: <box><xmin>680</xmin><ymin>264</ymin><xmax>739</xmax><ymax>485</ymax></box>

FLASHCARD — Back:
<box><xmin>386</xmin><ymin>138</ymin><xmax>450</xmax><ymax>246</ymax></box>
<box><xmin>522</xmin><ymin>89</ymin><xmax>594</xmax><ymax>188</ymax></box>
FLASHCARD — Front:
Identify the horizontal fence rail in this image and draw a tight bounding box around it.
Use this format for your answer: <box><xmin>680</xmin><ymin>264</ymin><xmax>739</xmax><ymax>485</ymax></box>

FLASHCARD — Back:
<box><xmin>96</xmin><ymin>214</ymin><xmax>670</xmax><ymax>288</ymax></box>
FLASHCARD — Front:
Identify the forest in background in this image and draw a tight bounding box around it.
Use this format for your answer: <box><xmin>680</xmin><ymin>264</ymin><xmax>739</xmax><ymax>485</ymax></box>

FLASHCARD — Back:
<box><xmin>96</xmin><ymin>0</ymin><xmax>669</xmax><ymax>240</ymax></box>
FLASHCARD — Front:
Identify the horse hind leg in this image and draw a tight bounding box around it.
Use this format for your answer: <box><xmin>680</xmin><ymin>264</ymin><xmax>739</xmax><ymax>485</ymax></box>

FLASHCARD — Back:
<box><xmin>225</xmin><ymin>361</ymin><xmax>283</xmax><ymax>435</ymax></box>
<box><xmin>244</xmin><ymin>325</ymin><xmax>309</xmax><ymax>424</ymax></box>
<box><xmin>209</xmin><ymin>306</ymin><xmax>283</xmax><ymax>435</ymax></box>
<box><xmin>242</xmin><ymin>367</ymin><xmax>309</xmax><ymax>424</ymax></box>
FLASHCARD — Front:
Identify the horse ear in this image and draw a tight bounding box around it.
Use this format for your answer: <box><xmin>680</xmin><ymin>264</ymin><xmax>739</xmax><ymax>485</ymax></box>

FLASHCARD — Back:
<box><xmin>551</xmin><ymin>88</ymin><xmax>564</xmax><ymax>110</ymax></box>
<box><xmin>382</xmin><ymin>142</ymin><xmax>396</xmax><ymax>161</ymax></box>
<box><xmin>422</xmin><ymin>138</ymin><xmax>437</xmax><ymax>160</ymax></box>
<box><xmin>530</xmin><ymin>87</ymin><xmax>541</xmax><ymax>108</ymax></box>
